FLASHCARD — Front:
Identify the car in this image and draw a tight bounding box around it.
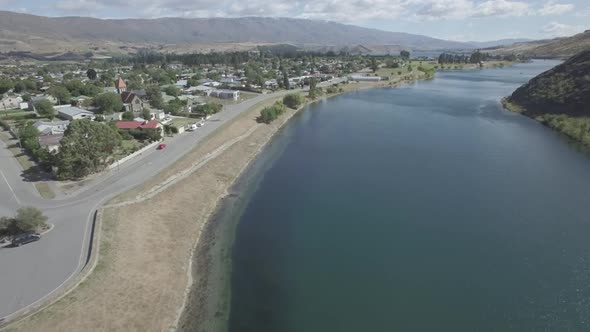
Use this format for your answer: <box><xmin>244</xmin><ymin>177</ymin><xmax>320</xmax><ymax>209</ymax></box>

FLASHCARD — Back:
<box><xmin>157</xmin><ymin>144</ymin><xmax>167</xmax><ymax>150</ymax></box>
<box><xmin>11</xmin><ymin>233</ymin><xmax>41</xmax><ymax>247</ymax></box>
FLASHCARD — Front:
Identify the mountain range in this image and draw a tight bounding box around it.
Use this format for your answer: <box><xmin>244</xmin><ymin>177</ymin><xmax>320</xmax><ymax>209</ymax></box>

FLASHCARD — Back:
<box><xmin>489</xmin><ymin>31</ymin><xmax>589</xmax><ymax>58</ymax></box>
<box><xmin>0</xmin><ymin>10</ymin><xmax>476</xmax><ymax>54</ymax></box>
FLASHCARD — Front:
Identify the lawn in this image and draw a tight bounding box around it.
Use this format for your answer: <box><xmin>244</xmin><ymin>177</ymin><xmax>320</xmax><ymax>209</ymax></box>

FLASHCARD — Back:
<box><xmin>170</xmin><ymin>117</ymin><xmax>199</xmax><ymax>129</ymax></box>
<box><xmin>112</xmin><ymin>139</ymin><xmax>145</xmax><ymax>161</ymax></box>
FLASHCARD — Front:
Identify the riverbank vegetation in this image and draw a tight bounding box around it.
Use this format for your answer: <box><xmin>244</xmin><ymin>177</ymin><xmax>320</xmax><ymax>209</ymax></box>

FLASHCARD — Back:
<box><xmin>504</xmin><ymin>49</ymin><xmax>589</xmax><ymax>146</ymax></box>
<box><xmin>257</xmin><ymin>101</ymin><xmax>286</xmax><ymax>124</ymax></box>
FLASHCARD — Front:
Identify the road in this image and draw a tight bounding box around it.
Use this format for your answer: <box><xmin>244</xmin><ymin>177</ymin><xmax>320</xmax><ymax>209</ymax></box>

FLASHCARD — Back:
<box><xmin>0</xmin><ymin>79</ymin><xmax>345</xmax><ymax>322</ymax></box>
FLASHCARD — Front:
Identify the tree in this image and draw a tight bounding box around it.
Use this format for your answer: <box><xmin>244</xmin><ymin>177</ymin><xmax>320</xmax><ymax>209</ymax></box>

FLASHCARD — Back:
<box><xmin>164</xmin><ymin>85</ymin><xmax>180</xmax><ymax>97</ymax></box>
<box><xmin>0</xmin><ymin>78</ymin><xmax>14</xmax><ymax>94</ymax></box>
<box><xmin>36</xmin><ymin>100</ymin><xmax>56</xmax><ymax>119</ymax></box>
<box><xmin>283</xmin><ymin>93</ymin><xmax>305</xmax><ymax>109</ymax></box>
<box><xmin>55</xmin><ymin>120</ymin><xmax>122</xmax><ymax>180</ymax></box>
<box><xmin>400</xmin><ymin>50</ymin><xmax>410</xmax><ymax>60</ymax></box>
<box><xmin>48</xmin><ymin>85</ymin><xmax>71</xmax><ymax>105</ymax></box>
<box><xmin>122</xmin><ymin>111</ymin><xmax>134</xmax><ymax>120</ymax></box>
<box><xmin>370</xmin><ymin>57</ymin><xmax>379</xmax><ymax>72</ymax></box>
<box><xmin>141</xmin><ymin>109</ymin><xmax>152</xmax><ymax>120</ymax></box>
<box><xmin>146</xmin><ymin>85</ymin><xmax>165</xmax><ymax>109</ymax></box>
<box><xmin>282</xmin><ymin>69</ymin><xmax>290</xmax><ymax>89</ymax></box>
<box><xmin>93</xmin><ymin>92</ymin><xmax>124</xmax><ymax>114</ymax></box>
<box><xmin>309</xmin><ymin>78</ymin><xmax>318</xmax><ymax>99</ymax></box>
<box><xmin>0</xmin><ymin>207</ymin><xmax>48</xmax><ymax>237</ymax></box>
<box><xmin>87</xmin><ymin>68</ymin><xmax>98</xmax><ymax>80</ymax></box>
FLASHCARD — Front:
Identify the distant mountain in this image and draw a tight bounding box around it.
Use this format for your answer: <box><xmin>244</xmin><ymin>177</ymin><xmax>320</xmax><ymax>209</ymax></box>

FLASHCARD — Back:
<box><xmin>489</xmin><ymin>31</ymin><xmax>590</xmax><ymax>58</ymax></box>
<box><xmin>506</xmin><ymin>50</ymin><xmax>590</xmax><ymax>116</ymax></box>
<box><xmin>467</xmin><ymin>38</ymin><xmax>533</xmax><ymax>49</ymax></box>
<box><xmin>0</xmin><ymin>11</ymin><xmax>473</xmax><ymax>54</ymax></box>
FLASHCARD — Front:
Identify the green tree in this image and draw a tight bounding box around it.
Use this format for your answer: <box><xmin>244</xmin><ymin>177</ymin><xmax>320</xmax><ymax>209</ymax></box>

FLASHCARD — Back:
<box><xmin>0</xmin><ymin>78</ymin><xmax>14</xmax><ymax>94</ymax></box>
<box><xmin>55</xmin><ymin>120</ymin><xmax>122</xmax><ymax>180</ymax></box>
<box><xmin>93</xmin><ymin>92</ymin><xmax>123</xmax><ymax>114</ymax></box>
<box><xmin>400</xmin><ymin>50</ymin><xmax>410</xmax><ymax>60</ymax></box>
<box><xmin>0</xmin><ymin>207</ymin><xmax>48</xmax><ymax>236</ymax></box>
<box><xmin>141</xmin><ymin>109</ymin><xmax>152</xmax><ymax>120</ymax></box>
<box><xmin>146</xmin><ymin>85</ymin><xmax>165</xmax><ymax>109</ymax></box>
<box><xmin>36</xmin><ymin>100</ymin><xmax>56</xmax><ymax>119</ymax></box>
<box><xmin>164</xmin><ymin>85</ymin><xmax>180</xmax><ymax>97</ymax></box>
<box><xmin>48</xmin><ymin>85</ymin><xmax>71</xmax><ymax>104</ymax></box>
<box><xmin>122</xmin><ymin>111</ymin><xmax>134</xmax><ymax>120</ymax></box>
<box><xmin>309</xmin><ymin>78</ymin><xmax>318</xmax><ymax>99</ymax></box>
<box><xmin>370</xmin><ymin>57</ymin><xmax>379</xmax><ymax>72</ymax></box>
<box><xmin>87</xmin><ymin>68</ymin><xmax>97</xmax><ymax>80</ymax></box>
<box><xmin>283</xmin><ymin>93</ymin><xmax>305</xmax><ymax>109</ymax></box>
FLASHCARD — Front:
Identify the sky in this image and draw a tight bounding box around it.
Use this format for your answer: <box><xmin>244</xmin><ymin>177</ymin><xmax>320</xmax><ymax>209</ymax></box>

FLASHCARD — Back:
<box><xmin>1</xmin><ymin>0</ymin><xmax>588</xmax><ymax>41</ymax></box>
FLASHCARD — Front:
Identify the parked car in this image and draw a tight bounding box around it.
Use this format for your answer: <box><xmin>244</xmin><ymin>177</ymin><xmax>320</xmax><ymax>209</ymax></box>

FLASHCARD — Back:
<box><xmin>11</xmin><ymin>233</ymin><xmax>41</xmax><ymax>247</ymax></box>
<box><xmin>157</xmin><ymin>144</ymin><xmax>167</xmax><ymax>150</ymax></box>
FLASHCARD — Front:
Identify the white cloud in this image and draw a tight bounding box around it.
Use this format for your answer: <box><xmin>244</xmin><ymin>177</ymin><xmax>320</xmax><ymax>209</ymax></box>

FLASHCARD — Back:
<box><xmin>538</xmin><ymin>1</ymin><xmax>574</xmax><ymax>16</ymax></box>
<box><xmin>55</xmin><ymin>0</ymin><xmax>106</xmax><ymax>12</ymax></box>
<box><xmin>413</xmin><ymin>0</ymin><xmax>531</xmax><ymax>20</ymax></box>
<box><xmin>541</xmin><ymin>21</ymin><xmax>584</xmax><ymax>37</ymax></box>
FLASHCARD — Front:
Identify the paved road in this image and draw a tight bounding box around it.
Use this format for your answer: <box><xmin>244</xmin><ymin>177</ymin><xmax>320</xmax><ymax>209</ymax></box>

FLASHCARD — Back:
<box><xmin>0</xmin><ymin>81</ymin><xmax>344</xmax><ymax>321</ymax></box>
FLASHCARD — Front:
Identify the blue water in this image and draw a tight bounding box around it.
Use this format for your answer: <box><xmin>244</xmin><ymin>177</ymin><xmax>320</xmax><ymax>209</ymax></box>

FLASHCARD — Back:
<box><xmin>228</xmin><ymin>60</ymin><xmax>590</xmax><ymax>331</ymax></box>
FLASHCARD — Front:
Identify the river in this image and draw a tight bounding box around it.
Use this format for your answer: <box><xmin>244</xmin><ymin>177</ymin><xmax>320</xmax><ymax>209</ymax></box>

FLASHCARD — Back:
<box><xmin>226</xmin><ymin>60</ymin><xmax>590</xmax><ymax>331</ymax></box>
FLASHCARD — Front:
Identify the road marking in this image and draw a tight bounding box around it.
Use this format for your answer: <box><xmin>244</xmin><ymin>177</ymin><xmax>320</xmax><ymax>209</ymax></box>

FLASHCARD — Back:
<box><xmin>0</xmin><ymin>169</ymin><xmax>20</xmax><ymax>206</ymax></box>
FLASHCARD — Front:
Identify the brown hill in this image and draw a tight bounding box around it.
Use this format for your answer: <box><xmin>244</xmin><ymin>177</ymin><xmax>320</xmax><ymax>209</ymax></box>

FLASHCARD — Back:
<box><xmin>0</xmin><ymin>11</ymin><xmax>473</xmax><ymax>54</ymax></box>
<box><xmin>490</xmin><ymin>31</ymin><xmax>590</xmax><ymax>59</ymax></box>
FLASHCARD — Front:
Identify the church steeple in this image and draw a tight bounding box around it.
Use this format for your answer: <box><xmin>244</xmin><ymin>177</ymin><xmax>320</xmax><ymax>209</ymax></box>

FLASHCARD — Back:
<box><xmin>115</xmin><ymin>77</ymin><xmax>127</xmax><ymax>94</ymax></box>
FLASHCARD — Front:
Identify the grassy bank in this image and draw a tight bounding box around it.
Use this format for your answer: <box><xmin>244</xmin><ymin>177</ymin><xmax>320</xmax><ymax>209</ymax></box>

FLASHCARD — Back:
<box><xmin>502</xmin><ymin>98</ymin><xmax>590</xmax><ymax>147</ymax></box>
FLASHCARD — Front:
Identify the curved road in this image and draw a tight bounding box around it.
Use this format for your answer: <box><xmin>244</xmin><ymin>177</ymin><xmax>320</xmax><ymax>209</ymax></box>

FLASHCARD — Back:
<box><xmin>0</xmin><ymin>84</ymin><xmax>344</xmax><ymax>322</ymax></box>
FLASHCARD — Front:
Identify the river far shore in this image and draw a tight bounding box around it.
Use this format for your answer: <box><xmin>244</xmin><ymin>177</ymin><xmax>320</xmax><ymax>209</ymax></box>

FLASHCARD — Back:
<box><xmin>1</xmin><ymin>63</ymin><xmax>512</xmax><ymax>332</ymax></box>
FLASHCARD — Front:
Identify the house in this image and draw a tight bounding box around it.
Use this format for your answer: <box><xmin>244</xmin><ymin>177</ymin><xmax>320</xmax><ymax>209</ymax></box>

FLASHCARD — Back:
<box><xmin>150</xmin><ymin>110</ymin><xmax>166</xmax><ymax>121</ymax></box>
<box><xmin>38</xmin><ymin>134</ymin><xmax>63</xmax><ymax>153</ymax></box>
<box><xmin>130</xmin><ymin>89</ymin><xmax>147</xmax><ymax>98</ymax></box>
<box><xmin>192</xmin><ymin>85</ymin><xmax>215</xmax><ymax>96</ymax></box>
<box><xmin>115</xmin><ymin>77</ymin><xmax>127</xmax><ymax>94</ymax></box>
<box><xmin>0</xmin><ymin>96</ymin><xmax>23</xmax><ymax>110</ymax></box>
<box><xmin>115</xmin><ymin>120</ymin><xmax>163</xmax><ymax>135</ymax></box>
<box><xmin>121</xmin><ymin>92</ymin><xmax>146</xmax><ymax>114</ymax></box>
<box><xmin>210</xmin><ymin>89</ymin><xmax>240</xmax><ymax>100</ymax></box>
<box><xmin>174</xmin><ymin>80</ymin><xmax>188</xmax><ymax>88</ymax></box>
<box><xmin>33</xmin><ymin>120</ymin><xmax>69</xmax><ymax>135</ymax></box>
<box><xmin>56</xmin><ymin>105</ymin><xmax>96</xmax><ymax>121</ymax></box>
<box><xmin>349</xmin><ymin>75</ymin><xmax>381</xmax><ymax>82</ymax></box>
<box><xmin>102</xmin><ymin>112</ymin><xmax>124</xmax><ymax>121</ymax></box>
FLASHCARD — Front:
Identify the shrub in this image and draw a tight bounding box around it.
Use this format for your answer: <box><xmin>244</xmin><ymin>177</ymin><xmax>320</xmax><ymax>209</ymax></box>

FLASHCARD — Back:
<box><xmin>283</xmin><ymin>93</ymin><xmax>305</xmax><ymax>109</ymax></box>
<box><xmin>256</xmin><ymin>101</ymin><xmax>286</xmax><ymax>124</ymax></box>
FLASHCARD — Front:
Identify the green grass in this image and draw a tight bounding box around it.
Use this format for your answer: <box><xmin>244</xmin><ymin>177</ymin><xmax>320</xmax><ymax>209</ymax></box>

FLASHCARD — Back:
<box><xmin>35</xmin><ymin>183</ymin><xmax>56</xmax><ymax>199</ymax></box>
<box><xmin>170</xmin><ymin>117</ymin><xmax>198</xmax><ymax>128</ymax></box>
<box><xmin>113</xmin><ymin>139</ymin><xmax>144</xmax><ymax>161</ymax></box>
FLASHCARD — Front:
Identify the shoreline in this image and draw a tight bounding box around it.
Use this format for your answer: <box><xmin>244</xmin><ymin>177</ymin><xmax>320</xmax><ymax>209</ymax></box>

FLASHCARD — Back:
<box><xmin>1</xmin><ymin>64</ymin><xmax>510</xmax><ymax>332</ymax></box>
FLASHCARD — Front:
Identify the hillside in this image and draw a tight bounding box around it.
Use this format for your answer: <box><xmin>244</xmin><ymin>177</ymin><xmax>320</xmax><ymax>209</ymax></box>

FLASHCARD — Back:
<box><xmin>490</xmin><ymin>31</ymin><xmax>590</xmax><ymax>58</ymax></box>
<box><xmin>504</xmin><ymin>50</ymin><xmax>590</xmax><ymax>146</ymax></box>
<box><xmin>0</xmin><ymin>11</ymin><xmax>472</xmax><ymax>54</ymax></box>
<box><xmin>506</xmin><ymin>50</ymin><xmax>590</xmax><ymax>116</ymax></box>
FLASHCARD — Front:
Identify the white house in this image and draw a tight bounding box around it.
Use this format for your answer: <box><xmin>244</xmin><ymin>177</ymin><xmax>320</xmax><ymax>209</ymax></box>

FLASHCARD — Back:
<box><xmin>33</xmin><ymin>120</ymin><xmax>70</xmax><ymax>135</ymax></box>
<box><xmin>0</xmin><ymin>96</ymin><xmax>23</xmax><ymax>110</ymax></box>
<box><xmin>56</xmin><ymin>105</ymin><xmax>96</xmax><ymax>121</ymax></box>
<box><xmin>210</xmin><ymin>89</ymin><xmax>240</xmax><ymax>100</ymax></box>
<box><xmin>349</xmin><ymin>75</ymin><xmax>381</xmax><ymax>82</ymax></box>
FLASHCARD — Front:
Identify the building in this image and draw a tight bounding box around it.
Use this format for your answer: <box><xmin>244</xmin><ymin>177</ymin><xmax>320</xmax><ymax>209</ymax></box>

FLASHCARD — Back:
<box><xmin>38</xmin><ymin>134</ymin><xmax>63</xmax><ymax>153</ymax></box>
<box><xmin>115</xmin><ymin>120</ymin><xmax>163</xmax><ymax>135</ymax></box>
<box><xmin>121</xmin><ymin>92</ymin><xmax>146</xmax><ymax>114</ymax></box>
<box><xmin>210</xmin><ymin>89</ymin><xmax>240</xmax><ymax>100</ymax></box>
<box><xmin>33</xmin><ymin>120</ymin><xmax>69</xmax><ymax>135</ymax></box>
<box><xmin>115</xmin><ymin>77</ymin><xmax>127</xmax><ymax>94</ymax></box>
<box><xmin>56</xmin><ymin>105</ymin><xmax>96</xmax><ymax>121</ymax></box>
<box><xmin>349</xmin><ymin>75</ymin><xmax>381</xmax><ymax>82</ymax></box>
<box><xmin>0</xmin><ymin>96</ymin><xmax>23</xmax><ymax>110</ymax></box>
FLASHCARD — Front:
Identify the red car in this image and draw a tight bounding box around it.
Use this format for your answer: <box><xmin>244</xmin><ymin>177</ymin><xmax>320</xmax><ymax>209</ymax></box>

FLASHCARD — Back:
<box><xmin>157</xmin><ymin>144</ymin><xmax>167</xmax><ymax>150</ymax></box>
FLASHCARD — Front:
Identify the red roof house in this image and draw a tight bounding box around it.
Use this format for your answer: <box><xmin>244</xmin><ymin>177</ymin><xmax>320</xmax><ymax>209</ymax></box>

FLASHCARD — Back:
<box><xmin>115</xmin><ymin>120</ymin><xmax>161</xmax><ymax>130</ymax></box>
<box><xmin>115</xmin><ymin>78</ymin><xmax>127</xmax><ymax>93</ymax></box>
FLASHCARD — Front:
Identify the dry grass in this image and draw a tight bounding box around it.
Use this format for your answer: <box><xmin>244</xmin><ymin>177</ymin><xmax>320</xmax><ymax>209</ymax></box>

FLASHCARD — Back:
<box><xmin>1</xmin><ymin>95</ymin><xmax>291</xmax><ymax>332</ymax></box>
<box><xmin>34</xmin><ymin>183</ymin><xmax>55</xmax><ymax>199</ymax></box>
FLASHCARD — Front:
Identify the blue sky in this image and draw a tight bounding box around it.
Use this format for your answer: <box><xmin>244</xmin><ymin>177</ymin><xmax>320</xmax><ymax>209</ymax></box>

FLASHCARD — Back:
<box><xmin>1</xmin><ymin>0</ymin><xmax>588</xmax><ymax>41</ymax></box>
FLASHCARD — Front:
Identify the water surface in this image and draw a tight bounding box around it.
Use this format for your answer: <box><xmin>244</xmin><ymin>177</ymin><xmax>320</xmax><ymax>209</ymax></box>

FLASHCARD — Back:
<box><xmin>229</xmin><ymin>60</ymin><xmax>590</xmax><ymax>331</ymax></box>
